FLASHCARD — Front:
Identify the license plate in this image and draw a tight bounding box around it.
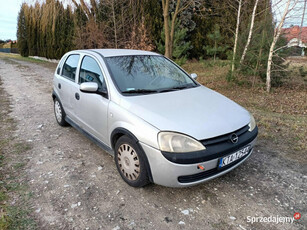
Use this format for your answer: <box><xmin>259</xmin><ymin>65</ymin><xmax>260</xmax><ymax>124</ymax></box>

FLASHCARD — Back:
<box><xmin>218</xmin><ymin>145</ymin><xmax>251</xmax><ymax>168</ymax></box>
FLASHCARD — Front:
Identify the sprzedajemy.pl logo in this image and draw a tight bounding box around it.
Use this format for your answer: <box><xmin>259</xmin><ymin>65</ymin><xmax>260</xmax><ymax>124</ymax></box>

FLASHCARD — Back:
<box><xmin>247</xmin><ymin>212</ymin><xmax>301</xmax><ymax>224</ymax></box>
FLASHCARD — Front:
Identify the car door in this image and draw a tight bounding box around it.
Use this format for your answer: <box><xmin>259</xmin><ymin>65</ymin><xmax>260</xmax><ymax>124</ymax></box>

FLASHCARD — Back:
<box><xmin>72</xmin><ymin>55</ymin><xmax>109</xmax><ymax>144</ymax></box>
<box><xmin>56</xmin><ymin>54</ymin><xmax>80</xmax><ymax>121</ymax></box>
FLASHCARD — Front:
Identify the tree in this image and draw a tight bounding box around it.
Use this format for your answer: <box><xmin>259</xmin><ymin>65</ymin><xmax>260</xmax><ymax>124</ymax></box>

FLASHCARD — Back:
<box><xmin>240</xmin><ymin>0</ymin><xmax>259</xmax><ymax>64</ymax></box>
<box><xmin>161</xmin><ymin>0</ymin><xmax>194</xmax><ymax>58</ymax></box>
<box><xmin>231</xmin><ymin>0</ymin><xmax>242</xmax><ymax>74</ymax></box>
<box><xmin>109</xmin><ymin>0</ymin><xmax>118</xmax><ymax>48</ymax></box>
<box><xmin>204</xmin><ymin>24</ymin><xmax>228</xmax><ymax>61</ymax></box>
<box><xmin>188</xmin><ymin>11</ymin><xmax>212</xmax><ymax>59</ymax></box>
<box><xmin>125</xmin><ymin>3</ymin><xmax>155</xmax><ymax>50</ymax></box>
<box><xmin>63</xmin><ymin>6</ymin><xmax>75</xmax><ymax>54</ymax></box>
<box><xmin>158</xmin><ymin>19</ymin><xmax>191</xmax><ymax>64</ymax></box>
<box><xmin>17</xmin><ymin>0</ymin><xmax>268</xmax><ymax>62</ymax></box>
<box><xmin>73</xmin><ymin>0</ymin><xmax>111</xmax><ymax>49</ymax></box>
<box><xmin>144</xmin><ymin>0</ymin><xmax>163</xmax><ymax>49</ymax></box>
<box><xmin>238</xmin><ymin>0</ymin><xmax>274</xmax><ymax>85</ymax></box>
<box><xmin>266</xmin><ymin>0</ymin><xmax>298</xmax><ymax>92</ymax></box>
<box><xmin>298</xmin><ymin>0</ymin><xmax>306</xmax><ymax>56</ymax></box>
<box><xmin>17</xmin><ymin>3</ymin><xmax>29</xmax><ymax>57</ymax></box>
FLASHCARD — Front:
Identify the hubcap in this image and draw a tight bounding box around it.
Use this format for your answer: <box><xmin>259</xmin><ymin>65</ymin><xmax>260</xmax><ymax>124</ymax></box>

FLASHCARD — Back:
<box><xmin>117</xmin><ymin>143</ymin><xmax>140</xmax><ymax>181</ymax></box>
<box><xmin>54</xmin><ymin>101</ymin><xmax>62</xmax><ymax>122</ymax></box>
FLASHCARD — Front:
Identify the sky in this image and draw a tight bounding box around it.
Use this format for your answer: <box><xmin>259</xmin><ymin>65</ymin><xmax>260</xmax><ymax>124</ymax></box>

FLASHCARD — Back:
<box><xmin>0</xmin><ymin>0</ymin><xmax>306</xmax><ymax>41</ymax></box>
<box><xmin>0</xmin><ymin>0</ymin><xmax>23</xmax><ymax>40</ymax></box>
<box><xmin>273</xmin><ymin>0</ymin><xmax>307</xmax><ymax>27</ymax></box>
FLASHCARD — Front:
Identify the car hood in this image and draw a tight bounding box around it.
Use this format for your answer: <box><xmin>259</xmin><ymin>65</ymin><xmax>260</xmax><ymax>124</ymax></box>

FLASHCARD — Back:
<box><xmin>120</xmin><ymin>86</ymin><xmax>250</xmax><ymax>140</ymax></box>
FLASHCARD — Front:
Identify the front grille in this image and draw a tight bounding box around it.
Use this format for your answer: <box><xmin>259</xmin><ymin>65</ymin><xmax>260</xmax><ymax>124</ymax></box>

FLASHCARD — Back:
<box><xmin>201</xmin><ymin>125</ymin><xmax>249</xmax><ymax>146</ymax></box>
<box><xmin>178</xmin><ymin>150</ymin><xmax>251</xmax><ymax>183</ymax></box>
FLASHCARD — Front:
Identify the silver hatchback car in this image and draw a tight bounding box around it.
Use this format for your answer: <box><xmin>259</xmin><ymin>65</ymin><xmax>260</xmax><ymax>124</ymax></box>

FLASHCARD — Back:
<box><xmin>52</xmin><ymin>49</ymin><xmax>258</xmax><ymax>187</ymax></box>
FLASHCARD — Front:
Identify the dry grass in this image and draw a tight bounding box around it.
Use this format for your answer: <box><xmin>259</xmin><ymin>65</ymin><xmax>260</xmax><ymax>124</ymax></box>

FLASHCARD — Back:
<box><xmin>183</xmin><ymin>59</ymin><xmax>307</xmax><ymax>162</ymax></box>
<box><xmin>0</xmin><ymin>52</ymin><xmax>57</xmax><ymax>71</ymax></box>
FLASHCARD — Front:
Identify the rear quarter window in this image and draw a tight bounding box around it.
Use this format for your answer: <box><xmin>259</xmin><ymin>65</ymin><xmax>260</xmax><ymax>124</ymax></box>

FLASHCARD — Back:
<box><xmin>56</xmin><ymin>56</ymin><xmax>66</xmax><ymax>75</ymax></box>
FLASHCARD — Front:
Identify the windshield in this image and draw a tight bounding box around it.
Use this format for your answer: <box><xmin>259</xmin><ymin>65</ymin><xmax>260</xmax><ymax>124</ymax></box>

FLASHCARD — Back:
<box><xmin>104</xmin><ymin>55</ymin><xmax>198</xmax><ymax>94</ymax></box>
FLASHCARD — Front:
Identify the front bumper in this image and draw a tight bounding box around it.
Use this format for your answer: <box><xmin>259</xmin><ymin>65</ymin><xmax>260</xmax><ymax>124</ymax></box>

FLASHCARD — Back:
<box><xmin>140</xmin><ymin>136</ymin><xmax>257</xmax><ymax>188</ymax></box>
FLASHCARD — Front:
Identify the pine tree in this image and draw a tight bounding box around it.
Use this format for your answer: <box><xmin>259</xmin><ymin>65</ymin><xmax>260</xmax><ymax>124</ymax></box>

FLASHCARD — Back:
<box><xmin>204</xmin><ymin>24</ymin><xmax>228</xmax><ymax>61</ymax></box>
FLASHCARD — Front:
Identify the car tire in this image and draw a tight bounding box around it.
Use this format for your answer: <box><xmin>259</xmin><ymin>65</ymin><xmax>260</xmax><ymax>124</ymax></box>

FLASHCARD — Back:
<box><xmin>54</xmin><ymin>98</ymin><xmax>68</xmax><ymax>126</ymax></box>
<box><xmin>115</xmin><ymin>135</ymin><xmax>150</xmax><ymax>187</ymax></box>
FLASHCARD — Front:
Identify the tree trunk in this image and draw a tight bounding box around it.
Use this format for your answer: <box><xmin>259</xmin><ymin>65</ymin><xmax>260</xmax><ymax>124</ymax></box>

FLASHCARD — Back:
<box><xmin>266</xmin><ymin>0</ymin><xmax>291</xmax><ymax>92</ymax></box>
<box><xmin>240</xmin><ymin>0</ymin><xmax>259</xmax><ymax>64</ymax></box>
<box><xmin>253</xmin><ymin>0</ymin><xmax>268</xmax><ymax>88</ymax></box>
<box><xmin>121</xmin><ymin>5</ymin><xmax>125</xmax><ymax>43</ymax></box>
<box><xmin>299</xmin><ymin>0</ymin><xmax>306</xmax><ymax>56</ymax></box>
<box><xmin>169</xmin><ymin>0</ymin><xmax>181</xmax><ymax>58</ymax></box>
<box><xmin>214</xmin><ymin>40</ymin><xmax>217</xmax><ymax>62</ymax></box>
<box><xmin>231</xmin><ymin>0</ymin><xmax>242</xmax><ymax>73</ymax></box>
<box><xmin>162</xmin><ymin>0</ymin><xmax>170</xmax><ymax>58</ymax></box>
<box><xmin>162</xmin><ymin>0</ymin><xmax>192</xmax><ymax>58</ymax></box>
<box><xmin>111</xmin><ymin>0</ymin><xmax>117</xmax><ymax>48</ymax></box>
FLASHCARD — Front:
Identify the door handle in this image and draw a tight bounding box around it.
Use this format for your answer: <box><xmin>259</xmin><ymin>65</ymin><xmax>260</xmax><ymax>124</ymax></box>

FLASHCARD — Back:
<box><xmin>75</xmin><ymin>93</ymin><xmax>80</xmax><ymax>100</ymax></box>
<box><xmin>58</xmin><ymin>83</ymin><xmax>61</xmax><ymax>89</ymax></box>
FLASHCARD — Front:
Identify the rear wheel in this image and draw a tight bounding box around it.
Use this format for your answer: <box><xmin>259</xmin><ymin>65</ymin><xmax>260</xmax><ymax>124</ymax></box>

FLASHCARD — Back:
<box><xmin>115</xmin><ymin>135</ymin><xmax>149</xmax><ymax>187</ymax></box>
<box><xmin>54</xmin><ymin>98</ymin><xmax>68</xmax><ymax>126</ymax></box>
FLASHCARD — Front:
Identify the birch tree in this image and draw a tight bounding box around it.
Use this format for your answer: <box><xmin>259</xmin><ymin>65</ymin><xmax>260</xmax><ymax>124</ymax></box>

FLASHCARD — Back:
<box><xmin>298</xmin><ymin>0</ymin><xmax>306</xmax><ymax>56</ymax></box>
<box><xmin>240</xmin><ymin>0</ymin><xmax>259</xmax><ymax>64</ymax></box>
<box><xmin>231</xmin><ymin>0</ymin><xmax>242</xmax><ymax>73</ymax></box>
<box><xmin>266</xmin><ymin>0</ymin><xmax>298</xmax><ymax>92</ymax></box>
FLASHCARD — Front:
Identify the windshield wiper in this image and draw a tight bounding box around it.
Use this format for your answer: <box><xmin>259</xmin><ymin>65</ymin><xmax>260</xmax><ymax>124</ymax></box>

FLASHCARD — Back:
<box><xmin>158</xmin><ymin>84</ymin><xmax>196</xmax><ymax>93</ymax></box>
<box><xmin>122</xmin><ymin>89</ymin><xmax>159</xmax><ymax>94</ymax></box>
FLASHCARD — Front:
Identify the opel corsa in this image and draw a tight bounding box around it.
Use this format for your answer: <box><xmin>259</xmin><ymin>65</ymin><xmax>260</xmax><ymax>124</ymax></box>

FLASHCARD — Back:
<box><xmin>52</xmin><ymin>49</ymin><xmax>258</xmax><ymax>187</ymax></box>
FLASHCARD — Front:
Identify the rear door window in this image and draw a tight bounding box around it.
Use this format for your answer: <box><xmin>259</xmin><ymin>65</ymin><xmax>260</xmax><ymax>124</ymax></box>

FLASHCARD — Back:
<box><xmin>62</xmin><ymin>54</ymin><xmax>80</xmax><ymax>81</ymax></box>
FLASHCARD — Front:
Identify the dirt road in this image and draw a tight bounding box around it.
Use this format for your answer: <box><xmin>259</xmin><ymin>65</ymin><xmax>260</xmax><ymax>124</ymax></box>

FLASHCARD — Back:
<box><xmin>0</xmin><ymin>57</ymin><xmax>306</xmax><ymax>230</ymax></box>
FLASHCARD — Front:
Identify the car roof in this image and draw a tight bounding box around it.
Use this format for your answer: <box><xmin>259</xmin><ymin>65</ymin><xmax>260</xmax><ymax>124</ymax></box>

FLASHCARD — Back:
<box><xmin>75</xmin><ymin>49</ymin><xmax>161</xmax><ymax>58</ymax></box>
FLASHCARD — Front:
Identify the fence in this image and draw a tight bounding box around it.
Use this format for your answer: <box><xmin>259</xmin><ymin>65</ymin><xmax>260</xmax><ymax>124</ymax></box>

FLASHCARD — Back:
<box><xmin>0</xmin><ymin>44</ymin><xmax>19</xmax><ymax>54</ymax></box>
<box><xmin>0</xmin><ymin>48</ymin><xmax>11</xmax><ymax>53</ymax></box>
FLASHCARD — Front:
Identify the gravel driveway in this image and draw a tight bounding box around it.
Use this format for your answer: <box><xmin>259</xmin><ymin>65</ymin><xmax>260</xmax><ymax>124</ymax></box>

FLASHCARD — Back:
<box><xmin>0</xmin><ymin>57</ymin><xmax>305</xmax><ymax>230</ymax></box>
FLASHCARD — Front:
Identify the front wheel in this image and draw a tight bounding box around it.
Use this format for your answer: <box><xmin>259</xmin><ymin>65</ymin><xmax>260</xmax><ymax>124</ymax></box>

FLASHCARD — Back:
<box><xmin>54</xmin><ymin>98</ymin><xmax>68</xmax><ymax>126</ymax></box>
<box><xmin>115</xmin><ymin>135</ymin><xmax>150</xmax><ymax>187</ymax></box>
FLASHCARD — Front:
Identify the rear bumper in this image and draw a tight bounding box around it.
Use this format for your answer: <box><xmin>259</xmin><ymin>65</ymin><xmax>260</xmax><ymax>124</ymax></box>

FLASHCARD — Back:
<box><xmin>140</xmin><ymin>138</ymin><xmax>257</xmax><ymax>187</ymax></box>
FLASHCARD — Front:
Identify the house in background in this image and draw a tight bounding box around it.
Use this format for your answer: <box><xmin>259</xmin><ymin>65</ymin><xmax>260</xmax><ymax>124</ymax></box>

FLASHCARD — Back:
<box><xmin>281</xmin><ymin>26</ymin><xmax>307</xmax><ymax>56</ymax></box>
<box><xmin>0</xmin><ymin>40</ymin><xmax>18</xmax><ymax>54</ymax></box>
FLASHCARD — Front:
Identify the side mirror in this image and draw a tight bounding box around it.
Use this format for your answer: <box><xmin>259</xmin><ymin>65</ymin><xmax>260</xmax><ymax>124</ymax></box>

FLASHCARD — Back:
<box><xmin>191</xmin><ymin>73</ymin><xmax>198</xmax><ymax>80</ymax></box>
<box><xmin>80</xmin><ymin>82</ymin><xmax>98</xmax><ymax>93</ymax></box>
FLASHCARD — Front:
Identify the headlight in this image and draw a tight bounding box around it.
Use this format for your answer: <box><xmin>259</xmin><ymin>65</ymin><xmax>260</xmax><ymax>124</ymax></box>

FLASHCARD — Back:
<box><xmin>248</xmin><ymin>114</ymin><xmax>256</xmax><ymax>131</ymax></box>
<box><xmin>158</xmin><ymin>132</ymin><xmax>206</xmax><ymax>153</ymax></box>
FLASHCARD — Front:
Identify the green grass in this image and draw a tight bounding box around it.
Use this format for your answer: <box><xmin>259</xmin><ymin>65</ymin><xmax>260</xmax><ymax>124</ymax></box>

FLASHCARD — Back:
<box><xmin>13</xmin><ymin>142</ymin><xmax>32</xmax><ymax>155</ymax></box>
<box><xmin>5</xmin><ymin>206</ymin><xmax>36</xmax><ymax>230</ymax></box>
<box><xmin>0</xmin><ymin>215</ymin><xmax>10</xmax><ymax>230</ymax></box>
<box><xmin>0</xmin><ymin>154</ymin><xmax>4</xmax><ymax>164</ymax></box>
<box><xmin>13</xmin><ymin>162</ymin><xmax>26</xmax><ymax>170</ymax></box>
<box><xmin>0</xmin><ymin>191</ymin><xmax>7</xmax><ymax>202</ymax></box>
